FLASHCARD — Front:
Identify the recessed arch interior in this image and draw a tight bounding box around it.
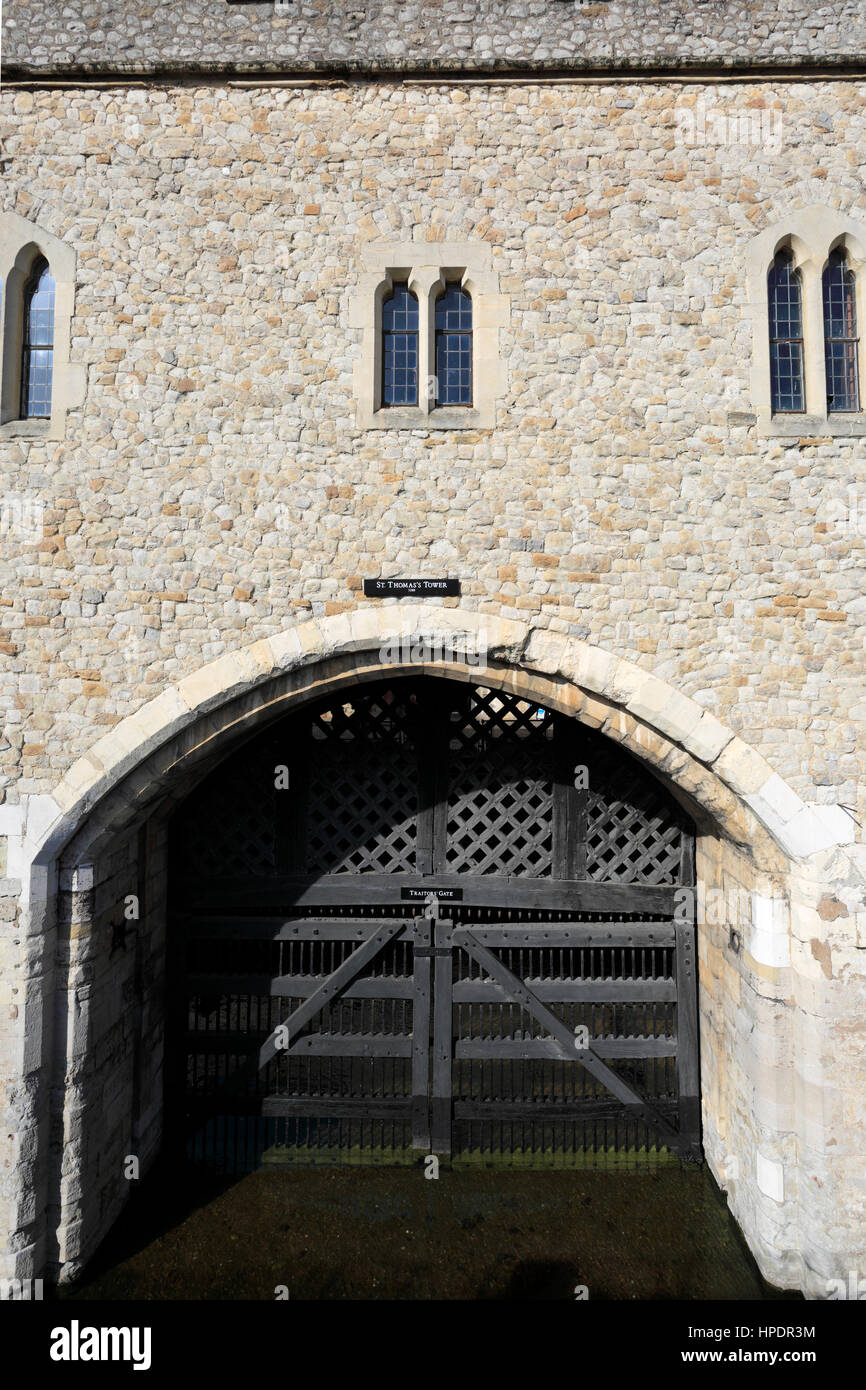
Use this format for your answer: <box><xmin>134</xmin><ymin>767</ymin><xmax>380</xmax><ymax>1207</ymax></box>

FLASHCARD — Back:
<box><xmin>162</xmin><ymin>670</ymin><xmax>702</xmax><ymax>1175</ymax></box>
<box><xmin>54</xmin><ymin>653</ymin><xmax>779</xmax><ymax>875</ymax></box>
<box><xmin>33</xmin><ymin>634</ymin><xmax>817</xmax><ymax>1290</ymax></box>
<box><xmin>168</xmin><ymin>672</ymin><xmax>696</xmax><ymax>897</ymax></box>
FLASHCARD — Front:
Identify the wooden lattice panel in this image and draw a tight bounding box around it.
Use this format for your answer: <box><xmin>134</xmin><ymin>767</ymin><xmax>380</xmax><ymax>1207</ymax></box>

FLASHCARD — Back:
<box><xmin>444</xmin><ymin>687</ymin><xmax>556</xmax><ymax>875</ymax></box>
<box><xmin>446</xmin><ymin>749</ymin><xmax>554</xmax><ymax>875</ymax></box>
<box><xmin>171</xmin><ymin>676</ymin><xmax>690</xmax><ymax>891</ymax></box>
<box><xmin>305</xmin><ymin>688</ymin><xmax>419</xmax><ymax>874</ymax></box>
<box><xmin>174</xmin><ymin>739</ymin><xmax>279</xmax><ymax>880</ymax></box>
<box><xmin>306</xmin><ymin>745</ymin><xmax>418</xmax><ymax>873</ymax></box>
<box><xmin>584</xmin><ymin>760</ymin><xmax>686</xmax><ymax>885</ymax></box>
<box><xmin>445</xmin><ymin>686</ymin><xmax>555</xmax><ymax>747</ymax></box>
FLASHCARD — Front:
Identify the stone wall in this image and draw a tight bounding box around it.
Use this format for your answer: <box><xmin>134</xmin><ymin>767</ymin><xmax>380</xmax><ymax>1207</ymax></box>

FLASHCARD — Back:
<box><xmin>4</xmin><ymin>1</ymin><xmax>866</xmax><ymax>76</ymax></box>
<box><xmin>0</xmin><ymin>64</ymin><xmax>864</xmax><ymax>1298</ymax></box>
<box><xmin>0</xmin><ymin>80</ymin><xmax>863</xmax><ymax>817</ymax></box>
<box><xmin>13</xmin><ymin>817</ymin><xmax>164</xmax><ymax>1279</ymax></box>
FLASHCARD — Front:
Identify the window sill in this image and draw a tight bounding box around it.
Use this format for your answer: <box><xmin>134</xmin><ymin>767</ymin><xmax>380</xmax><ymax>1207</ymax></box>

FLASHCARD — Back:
<box><xmin>357</xmin><ymin>405</ymin><xmax>489</xmax><ymax>431</ymax></box>
<box><xmin>754</xmin><ymin>411</ymin><xmax>866</xmax><ymax>438</ymax></box>
<box><xmin>0</xmin><ymin>419</ymin><xmax>52</xmax><ymax>440</ymax></box>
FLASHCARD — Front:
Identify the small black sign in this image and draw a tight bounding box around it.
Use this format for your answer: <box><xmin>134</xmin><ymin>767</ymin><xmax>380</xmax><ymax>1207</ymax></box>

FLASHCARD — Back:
<box><xmin>400</xmin><ymin>887</ymin><xmax>464</xmax><ymax>902</ymax></box>
<box><xmin>364</xmin><ymin>578</ymin><xmax>460</xmax><ymax>598</ymax></box>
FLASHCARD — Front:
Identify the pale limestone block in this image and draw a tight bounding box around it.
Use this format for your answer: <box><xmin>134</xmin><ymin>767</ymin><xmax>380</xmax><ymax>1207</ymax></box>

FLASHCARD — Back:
<box><xmin>22</xmin><ymin>795</ymin><xmax>64</xmax><ymax>852</ymax></box>
<box><xmin>569</xmin><ymin>642</ymin><xmax>618</xmax><ymax>697</ymax></box>
<box><xmin>745</xmin><ymin>776</ymin><xmax>806</xmax><ymax>841</ymax></box>
<box><xmin>476</xmin><ymin>615</ymin><xmax>528</xmax><ymax>662</ymax></box>
<box><xmin>684</xmin><ymin>710</ymin><xmax>735</xmax><ymax>765</ymax></box>
<box><xmin>0</xmin><ymin>805</ymin><xmax>24</xmax><ymax>837</ymax></box>
<box><xmin>347</xmin><ymin>607</ymin><xmax>388</xmax><ymax>650</ymax></box>
<box><xmin>714</xmin><ymin>738</ymin><xmax>776</xmax><ymax>798</ymax></box>
<box><xmin>319</xmin><ymin>612</ymin><xmax>354</xmax><ymax>656</ymax></box>
<box><xmin>756</xmin><ymin>1151</ymin><xmax>786</xmax><ymax>1203</ymax></box>
<box><xmin>603</xmin><ymin>657</ymin><xmax>652</xmax><ymax>709</ymax></box>
<box><xmin>88</xmin><ymin>720</ymin><xmax>151</xmax><ymax>772</ymax></box>
<box><xmin>269</xmin><ymin>628</ymin><xmax>307</xmax><ymax>670</ymax></box>
<box><xmin>779</xmin><ymin>807</ymin><xmax>850</xmax><ymax>859</ymax></box>
<box><xmin>577</xmin><ymin>693</ymin><xmax>611</xmax><ymax>730</ymax></box>
<box><xmin>120</xmin><ymin>687</ymin><xmax>191</xmax><ymax>751</ymax></box>
<box><xmin>804</xmin><ymin>804</ymin><xmax>858</xmax><ymax>847</ymax></box>
<box><xmin>522</xmin><ymin>628</ymin><xmax>567</xmax><ymax>676</ymax></box>
<box><xmin>789</xmin><ymin>899</ymin><xmax>826</xmax><ymax>944</ymax></box>
<box><xmin>790</xmin><ymin>936</ymin><xmax>829</xmax><ymax>982</ymax></box>
<box><xmin>245</xmin><ymin>639</ymin><xmax>278</xmax><ymax>681</ymax></box>
<box><xmin>292</xmin><ymin>620</ymin><xmax>327</xmax><ymax>662</ymax></box>
<box><xmin>749</xmin><ymin>893</ymin><xmax>791</xmax><ymax>968</ymax></box>
<box><xmin>176</xmin><ymin>643</ymin><xmax>271</xmax><ymax>715</ymax></box>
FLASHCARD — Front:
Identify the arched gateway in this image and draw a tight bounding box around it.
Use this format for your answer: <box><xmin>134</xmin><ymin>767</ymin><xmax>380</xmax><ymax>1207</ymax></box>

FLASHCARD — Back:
<box><xmin>169</xmin><ymin>674</ymin><xmax>699</xmax><ymax>1170</ymax></box>
<box><xmin>8</xmin><ymin>611</ymin><xmax>860</xmax><ymax>1297</ymax></box>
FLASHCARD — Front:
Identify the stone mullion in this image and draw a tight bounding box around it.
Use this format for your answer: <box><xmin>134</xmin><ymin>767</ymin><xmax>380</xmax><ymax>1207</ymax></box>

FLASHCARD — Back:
<box><xmin>409</xmin><ymin>267</ymin><xmax>442</xmax><ymax>416</ymax></box>
<box><xmin>800</xmin><ymin>257</ymin><xmax>825</xmax><ymax>416</ymax></box>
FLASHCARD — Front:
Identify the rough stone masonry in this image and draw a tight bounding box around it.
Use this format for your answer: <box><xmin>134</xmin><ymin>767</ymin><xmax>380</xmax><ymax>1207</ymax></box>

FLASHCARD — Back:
<box><xmin>0</xmin><ymin>1</ymin><xmax>864</xmax><ymax>1300</ymax></box>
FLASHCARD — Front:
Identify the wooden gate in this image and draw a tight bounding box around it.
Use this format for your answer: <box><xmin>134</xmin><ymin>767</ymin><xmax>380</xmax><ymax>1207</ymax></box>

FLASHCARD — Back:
<box><xmin>168</xmin><ymin>677</ymin><xmax>700</xmax><ymax>1170</ymax></box>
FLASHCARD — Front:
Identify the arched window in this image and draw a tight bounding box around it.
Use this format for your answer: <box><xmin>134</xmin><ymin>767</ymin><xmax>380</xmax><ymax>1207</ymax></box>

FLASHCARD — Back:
<box><xmin>434</xmin><ymin>283</ymin><xmax>472</xmax><ymax>406</ymax></box>
<box><xmin>20</xmin><ymin>256</ymin><xmax>55</xmax><ymax>419</ymax></box>
<box><xmin>381</xmin><ymin>282</ymin><xmax>418</xmax><ymax>406</ymax></box>
<box><xmin>768</xmin><ymin>251</ymin><xmax>804</xmax><ymax>413</ymax></box>
<box><xmin>823</xmin><ymin>248</ymin><xmax>860</xmax><ymax>413</ymax></box>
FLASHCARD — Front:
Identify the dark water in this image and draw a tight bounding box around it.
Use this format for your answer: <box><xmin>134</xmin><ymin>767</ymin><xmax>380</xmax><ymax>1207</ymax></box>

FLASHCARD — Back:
<box><xmin>59</xmin><ymin>1159</ymin><xmax>799</xmax><ymax>1301</ymax></box>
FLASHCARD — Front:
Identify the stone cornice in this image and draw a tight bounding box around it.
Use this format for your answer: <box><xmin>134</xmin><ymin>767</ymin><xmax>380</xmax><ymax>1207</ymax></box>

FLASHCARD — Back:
<box><xmin>4</xmin><ymin>0</ymin><xmax>866</xmax><ymax>80</ymax></box>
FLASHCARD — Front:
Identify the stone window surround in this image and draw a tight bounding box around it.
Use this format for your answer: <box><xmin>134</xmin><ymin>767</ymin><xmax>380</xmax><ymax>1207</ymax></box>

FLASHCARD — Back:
<box><xmin>350</xmin><ymin>241</ymin><xmax>508</xmax><ymax>431</ymax></box>
<box><xmin>0</xmin><ymin>211</ymin><xmax>85</xmax><ymax>442</ymax></box>
<box><xmin>746</xmin><ymin>206</ymin><xmax>866</xmax><ymax>437</ymax></box>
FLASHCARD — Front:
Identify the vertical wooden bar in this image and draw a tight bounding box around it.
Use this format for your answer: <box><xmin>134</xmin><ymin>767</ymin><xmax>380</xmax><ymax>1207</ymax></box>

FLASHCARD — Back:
<box><xmin>430</xmin><ymin>687</ymin><xmax>452</xmax><ymax>874</ymax></box>
<box><xmin>675</xmin><ymin>841</ymin><xmax>702</xmax><ymax>1158</ymax></box>
<box><xmin>277</xmin><ymin>740</ymin><xmax>308</xmax><ymax>874</ymax></box>
<box><xmin>431</xmin><ymin>912</ymin><xmax>453</xmax><ymax>1155</ymax></box>
<box><xmin>675</xmin><ymin>919</ymin><xmax>701</xmax><ymax>1157</ymax></box>
<box><xmin>552</xmin><ymin>772</ymin><xmax>570</xmax><ymax>881</ymax></box>
<box><xmin>553</xmin><ymin>717</ymin><xmax>585</xmax><ymax>880</ymax></box>
<box><xmin>131</xmin><ymin>822</ymin><xmax>147</xmax><ymax>1146</ymax></box>
<box><xmin>411</xmin><ymin>914</ymin><xmax>432</xmax><ymax>1150</ymax></box>
<box><xmin>415</xmin><ymin>685</ymin><xmax>439</xmax><ymax>875</ymax></box>
<box><xmin>163</xmin><ymin>910</ymin><xmax>187</xmax><ymax>1165</ymax></box>
<box><xmin>574</xmin><ymin>723</ymin><xmax>589</xmax><ymax>880</ymax></box>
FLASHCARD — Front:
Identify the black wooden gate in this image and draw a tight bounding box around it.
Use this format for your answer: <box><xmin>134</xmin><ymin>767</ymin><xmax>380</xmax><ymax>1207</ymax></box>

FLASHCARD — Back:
<box><xmin>168</xmin><ymin>678</ymin><xmax>700</xmax><ymax>1171</ymax></box>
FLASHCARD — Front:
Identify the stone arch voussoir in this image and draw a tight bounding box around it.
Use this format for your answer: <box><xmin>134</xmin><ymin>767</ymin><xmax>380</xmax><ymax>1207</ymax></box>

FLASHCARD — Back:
<box><xmin>30</xmin><ymin>604</ymin><xmax>855</xmax><ymax>873</ymax></box>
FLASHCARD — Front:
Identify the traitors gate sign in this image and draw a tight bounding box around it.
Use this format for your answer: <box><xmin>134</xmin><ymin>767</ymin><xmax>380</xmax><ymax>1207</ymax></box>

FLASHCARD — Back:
<box><xmin>168</xmin><ymin>675</ymin><xmax>699</xmax><ymax>1171</ymax></box>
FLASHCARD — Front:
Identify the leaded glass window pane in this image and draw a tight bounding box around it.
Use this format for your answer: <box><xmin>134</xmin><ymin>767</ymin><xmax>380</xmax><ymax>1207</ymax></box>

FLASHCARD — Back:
<box><xmin>382</xmin><ymin>282</ymin><xmax>418</xmax><ymax>406</ymax></box>
<box><xmin>21</xmin><ymin>257</ymin><xmax>55</xmax><ymax>419</ymax></box>
<box><xmin>823</xmin><ymin>249</ymin><xmax>860</xmax><ymax>412</ymax></box>
<box><xmin>768</xmin><ymin>251</ymin><xmax>804</xmax><ymax>413</ymax></box>
<box><xmin>434</xmin><ymin>284</ymin><xmax>472</xmax><ymax>406</ymax></box>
